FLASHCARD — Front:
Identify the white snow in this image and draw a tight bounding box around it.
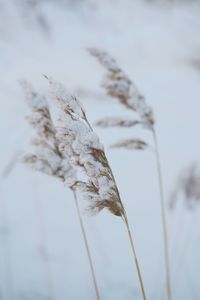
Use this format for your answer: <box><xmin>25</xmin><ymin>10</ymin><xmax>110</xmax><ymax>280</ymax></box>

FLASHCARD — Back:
<box><xmin>1</xmin><ymin>0</ymin><xmax>200</xmax><ymax>299</ymax></box>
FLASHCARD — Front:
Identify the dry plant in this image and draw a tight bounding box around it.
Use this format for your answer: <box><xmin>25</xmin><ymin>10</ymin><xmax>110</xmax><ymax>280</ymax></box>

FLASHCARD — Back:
<box><xmin>0</xmin><ymin>157</ymin><xmax>16</xmax><ymax>300</ymax></box>
<box><xmin>89</xmin><ymin>48</ymin><xmax>172</xmax><ymax>300</ymax></box>
<box><xmin>21</xmin><ymin>80</ymin><xmax>101</xmax><ymax>300</ymax></box>
<box><xmin>33</xmin><ymin>183</ymin><xmax>55</xmax><ymax>300</ymax></box>
<box><xmin>1</xmin><ymin>149</ymin><xmax>22</xmax><ymax>178</ymax></box>
<box><xmin>49</xmin><ymin>76</ymin><xmax>149</xmax><ymax>299</ymax></box>
<box><xmin>168</xmin><ymin>162</ymin><xmax>200</xmax><ymax>298</ymax></box>
<box><xmin>23</xmin><ymin>77</ymin><xmax>147</xmax><ymax>300</ymax></box>
<box><xmin>1</xmin><ymin>141</ymin><xmax>52</xmax><ymax>300</ymax></box>
<box><xmin>169</xmin><ymin>162</ymin><xmax>200</xmax><ymax>210</ymax></box>
<box><xmin>47</xmin><ymin>77</ymin><xmax>147</xmax><ymax>300</ymax></box>
<box><xmin>96</xmin><ymin>117</ymin><xmax>140</xmax><ymax>128</ymax></box>
<box><xmin>110</xmin><ymin>139</ymin><xmax>148</xmax><ymax>150</ymax></box>
<box><xmin>0</xmin><ymin>195</ymin><xmax>14</xmax><ymax>300</ymax></box>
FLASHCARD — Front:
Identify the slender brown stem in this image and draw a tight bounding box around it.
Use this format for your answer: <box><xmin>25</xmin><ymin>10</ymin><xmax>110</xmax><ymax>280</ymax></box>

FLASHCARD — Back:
<box><xmin>34</xmin><ymin>187</ymin><xmax>55</xmax><ymax>300</ymax></box>
<box><xmin>123</xmin><ymin>213</ymin><xmax>147</xmax><ymax>300</ymax></box>
<box><xmin>101</xmin><ymin>153</ymin><xmax>147</xmax><ymax>300</ymax></box>
<box><xmin>85</xmin><ymin>118</ymin><xmax>146</xmax><ymax>298</ymax></box>
<box><xmin>72</xmin><ymin>190</ymin><xmax>100</xmax><ymax>300</ymax></box>
<box><xmin>152</xmin><ymin>129</ymin><xmax>172</xmax><ymax>300</ymax></box>
<box><xmin>1</xmin><ymin>150</ymin><xmax>22</xmax><ymax>178</ymax></box>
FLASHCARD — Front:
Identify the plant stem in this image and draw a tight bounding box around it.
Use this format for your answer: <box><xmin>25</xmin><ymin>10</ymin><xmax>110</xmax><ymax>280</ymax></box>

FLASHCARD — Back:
<box><xmin>102</xmin><ymin>154</ymin><xmax>147</xmax><ymax>300</ymax></box>
<box><xmin>1</xmin><ymin>150</ymin><xmax>22</xmax><ymax>178</ymax></box>
<box><xmin>72</xmin><ymin>190</ymin><xmax>100</xmax><ymax>300</ymax></box>
<box><xmin>34</xmin><ymin>188</ymin><xmax>55</xmax><ymax>300</ymax></box>
<box><xmin>152</xmin><ymin>129</ymin><xmax>172</xmax><ymax>300</ymax></box>
<box><xmin>87</xmin><ymin>117</ymin><xmax>146</xmax><ymax>299</ymax></box>
<box><xmin>123</xmin><ymin>212</ymin><xmax>147</xmax><ymax>300</ymax></box>
<box><xmin>0</xmin><ymin>194</ymin><xmax>14</xmax><ymax>300</ymax></box>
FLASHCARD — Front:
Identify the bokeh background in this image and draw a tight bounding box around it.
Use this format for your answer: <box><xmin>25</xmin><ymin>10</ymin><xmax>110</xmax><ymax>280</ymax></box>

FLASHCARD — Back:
<box><xmin>0</xmin><ymin>0</ymin><xmax>200</xmax><ymax>299</ymax></box>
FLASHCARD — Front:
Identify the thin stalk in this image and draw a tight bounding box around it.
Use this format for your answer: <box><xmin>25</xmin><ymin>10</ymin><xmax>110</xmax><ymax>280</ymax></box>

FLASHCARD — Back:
<box><xmin>1</xmin><ymin>150</ymin><xmax>22</xmax><ymax>178</ymax></box>
<box><xmin>123</xmin><ymin>212</ymin><xmax>147</xmax><ymax>300</ymax></box>
<box><xmin>152</xmin><ymin>128</ymin><xmax>172</xmax><ymax>300</ymax></box>
<box><xmin>0</xmin><ymin>193</ymin><xmax>14</xmax><ymax>300</ymax></box>
<box><xmin>105</xmin><ymin>163</ymin><xmax>147</xmax><ymax>300</ymax></box>
<box><xmin>33</xmin><ymin>188</ymin><xmax>55</xmax><ymax>300</ymax></box>
<box><xmin>72</xmin><ymin>190</ymin><xmax>100</xmax><ymax>300</ymax></box>
<box><xmin>86</xmin><ymin>119</ymin><xmax>147</xmax><ymax>299</ymax></box>
<box><xmin>102</xmin><ymin>155</ymin><xmax>147</xmax><ymax>300</ymax></box>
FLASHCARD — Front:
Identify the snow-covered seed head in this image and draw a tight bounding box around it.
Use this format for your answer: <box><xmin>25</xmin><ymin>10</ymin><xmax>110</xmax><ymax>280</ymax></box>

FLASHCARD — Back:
<box><xmin>46</xmin><ymin>77</ymin><xmax>124</xmax><ymax>217</ymax></box>
<box><xmin>88</xmin><ymin>48</ymin><xmax>155</xmax><ymax>129</ymax></box>
<box><xmin>22</xmin><ymin>78</ymin><xmax>124</xmax><ymax>217</ymax></box>
<box><xmin>21</xmin><ymin>81</ymin><xmax>77</xmax><ymax>189</ymax></box>
<box><xmin>21</xmin><ymin>80</ymin><xmax>55</xmax><ymax>140</ymax></box>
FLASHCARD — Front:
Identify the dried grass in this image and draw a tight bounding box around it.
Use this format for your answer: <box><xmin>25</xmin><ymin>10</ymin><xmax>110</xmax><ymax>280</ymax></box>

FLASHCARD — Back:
<box><xmin>95</xmin><ymin>117</ymin><xmax>140</xmax><ymax>128</ymax></box>
<box><xmin>170</xmin><ymin>163</ymin><xmax>200</xmax><ymax>210</ymax></box>
<box><xmin>110</xmin><ymin>138</ymin><xmax>148</xmax><ymax>150</ymax></box>
<box><xmin>22</xmin><ymin>80</ymin><xmax>101</xmax><ymax>300</ymax></box>
<box><xmin>89</xmin><ymin>48</ymin><xmax>172</xmax><ymax>300</ymax></box>
<box><xmin>22</xmin><ymin>77</ymin><xmax>147</xmax><ymax>300</ymax></box>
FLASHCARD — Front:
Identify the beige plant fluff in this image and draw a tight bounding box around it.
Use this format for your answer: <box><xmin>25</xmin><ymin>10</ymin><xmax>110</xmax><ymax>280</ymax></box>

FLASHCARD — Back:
<box><xmin>110</xmin><ymin>139</ymin><xmax>148</xmax><ymax>150</ymax></box>
<box><xmin>46</xmin><ymin>77</ymin><xmax>124</xmax><ymax>217</ymax></box>
<box><xmin>22</xmin><ymin>77</ymin><xmax>147</xmax><ymax>300</ymax></box>
<box><xmin>23</xmin><ymin>79</ymin><xmax>124</xmax><ymax>217</ymax></box>
<box><xmin>89</xmin><ymin>48</ymin><xmax>154</xmax><ymax>129</ymax></box>
<box><xmin>89</xmin><ymin>48</ymin><xmax>172</xmax><ymax>300</ymax></box>
<box><xmin>95</xmin><ymin>117</ymin><xmax>140</xmax><ymax>128</ymax></box>
<box><xmin>21</xmin><ymin>80</ymin><xmax>76</xmax><ymax>185</ymax></box>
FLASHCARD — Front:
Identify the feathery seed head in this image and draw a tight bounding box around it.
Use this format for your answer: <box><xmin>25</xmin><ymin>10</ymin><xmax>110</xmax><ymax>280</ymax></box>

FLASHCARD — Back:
<box><xmin>47</xmin><ymin>77</ymin><xmax>124</xmax><ymax>217</ymax></box>
<box><xmin>22</xmin><ymin>80</ymin><xmax>77</xmax><ymax>189</ymax></box>
<box><xmin>170</xmin><ymin>163</ymin><xmax>200</xmax><ymax>210</ymax></box>
<box><xmin>88</xmin><ymin>48</ymin><xmax>155</xmax><ymax>129</ymax></box>
<box><xmin>95</xmin><ymin>117</ymin><xmax>140</xmax><ymax>128</ymax></box>
<box><xmin>110</xmin><ymin>139</ymin><xmax>148</xmax><ymax>150</ymax></box>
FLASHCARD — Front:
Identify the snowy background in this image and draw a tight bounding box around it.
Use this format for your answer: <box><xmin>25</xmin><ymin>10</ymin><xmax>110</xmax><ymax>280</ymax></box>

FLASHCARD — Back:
<box><xmin>0</xmin><ymin>0</ymin><xmax>200</xmax><ymax>299</ymax></box>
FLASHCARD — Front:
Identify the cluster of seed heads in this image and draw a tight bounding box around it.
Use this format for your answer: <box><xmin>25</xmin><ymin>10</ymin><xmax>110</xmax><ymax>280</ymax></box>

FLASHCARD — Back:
<box><xmin>23</xmin><ymin>78</ymin><xmax>124</xmax><ymax>217</ymax></box>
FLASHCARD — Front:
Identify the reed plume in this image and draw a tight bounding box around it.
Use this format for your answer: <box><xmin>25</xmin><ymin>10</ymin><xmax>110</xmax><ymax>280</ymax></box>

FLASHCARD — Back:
<box><xmin>45</xmin><ymin>77</ymin><xmax>123</xmax><ymax>217</ymax></box>
<box><xmin>22</xmin><ymin>76</ymin><xmax>148</xmax><ymax>300</ymax></box>
<box><xmin>21</xmin><ymin>81</ymin><xmax>100</xmax><ymax>300</ymax></box>
<box><xmin>88</xmin><ymin>48</ymin><xmax>154</xmax><ymax>128</ymax></box>
<box><xmin>110</xmin><ymin>139</ymin><xmax>148</xmax><ymax>150</ymax></box>
<box><xmin>95</xmin><ymin>117</ymin><xmax>140</xmax><ymax>128</ymax></box>
<box><xmin>0</xmin><ymin>194</ymin><xmax>14</xmax><ymax>300</ymax></box>
<box><xmin>168</xmin><ymin>162</ymin><xmax>200</xmax><ymax>298</ymax></box>
<box><xmin>170</xmin><ymin>162</ymin><xmax>200</xmax><ymax>210</ymax></box>
<box><xmin>89</xmin><ymin>48</ymin><xmax>172</xmax><ymax>300</ymax></box>
<box><xmin>46</xmin><ymin>76</ymin><xmax>147</xmax><ymax>300</ymax></box>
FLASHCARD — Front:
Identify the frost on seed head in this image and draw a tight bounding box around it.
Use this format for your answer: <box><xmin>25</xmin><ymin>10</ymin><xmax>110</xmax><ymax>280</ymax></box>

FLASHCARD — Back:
<box><xmin>23</xmin><ymin>78</ymin><xmax>124</xmax><ymax>217</ymax></box>
<box><xmin>46</xmin><ymin>77</ymin><xmax>124</xmax><ymax>216</ymax></box>
<box><xmin>21</xmin><ymin>80</ymin><xmax>77</xmax><ymax>188</ymax></box>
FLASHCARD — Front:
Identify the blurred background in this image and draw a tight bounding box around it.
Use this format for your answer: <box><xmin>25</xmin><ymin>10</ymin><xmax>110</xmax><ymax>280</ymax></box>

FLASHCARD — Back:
<box><xmin>0</xmin><ymin>0</ymin><xmax>200</xmax><ymax>299</ymax></box>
